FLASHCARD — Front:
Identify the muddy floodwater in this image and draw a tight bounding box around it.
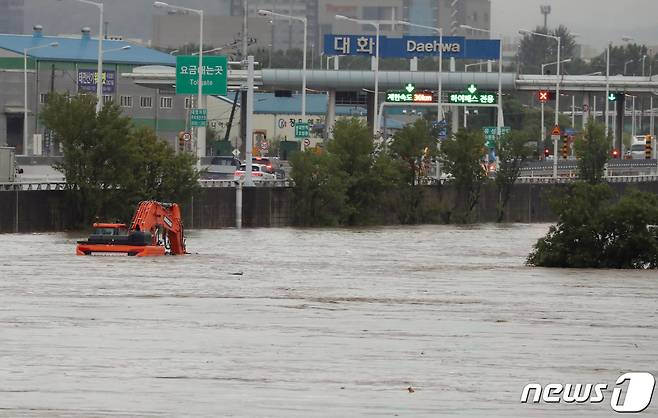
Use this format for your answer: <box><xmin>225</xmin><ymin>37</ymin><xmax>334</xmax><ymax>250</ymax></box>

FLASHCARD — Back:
<box><xmin>1</xmin><ymin>225</ymin><xmax>657</xmax><ymax>417</ymax></box>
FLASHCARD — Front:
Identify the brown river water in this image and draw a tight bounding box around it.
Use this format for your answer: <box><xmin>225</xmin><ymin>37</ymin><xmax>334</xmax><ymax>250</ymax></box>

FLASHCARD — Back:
<box><xmin>0</xmin><ymin>225</ymin><xmax>657</xmax><ymax>417</ymax></box>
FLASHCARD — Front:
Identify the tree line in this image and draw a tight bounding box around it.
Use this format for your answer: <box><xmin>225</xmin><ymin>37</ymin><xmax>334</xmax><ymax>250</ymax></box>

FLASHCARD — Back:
<box><xmin>289</xmin><ymin>118</ymin><xmax>532</xmax><ymax>226</ymax></box>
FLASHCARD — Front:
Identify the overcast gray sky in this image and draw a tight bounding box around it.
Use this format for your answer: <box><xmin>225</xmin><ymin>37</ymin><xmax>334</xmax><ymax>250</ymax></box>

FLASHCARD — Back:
<box><xmin>491</xmin><ymin>0</ymin><xmax>658</xmax><ymax>49</ymax></box>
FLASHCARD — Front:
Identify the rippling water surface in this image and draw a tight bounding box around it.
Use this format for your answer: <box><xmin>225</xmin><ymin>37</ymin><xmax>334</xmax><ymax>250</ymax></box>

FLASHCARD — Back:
<box><xmin>1</xmin><ymin>225</ymin><xmax>657</xmax><ymax>417</ymax></box>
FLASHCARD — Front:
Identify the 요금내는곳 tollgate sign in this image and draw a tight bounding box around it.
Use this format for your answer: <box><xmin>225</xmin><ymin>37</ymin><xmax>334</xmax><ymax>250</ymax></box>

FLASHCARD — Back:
<box><xmin>323</xmin><ymin>34</ymin><xmax>500</xmax><ymax>60</ymax></box>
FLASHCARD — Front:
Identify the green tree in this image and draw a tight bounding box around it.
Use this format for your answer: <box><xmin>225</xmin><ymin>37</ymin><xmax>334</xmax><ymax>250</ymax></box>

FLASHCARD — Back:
<box><xmin>518</xmin><ymin>25</ymin><xmax>577</xmax><ymax>74</ymax></box>
<box><xmin>495</xmin><ymin>131</ymin><xmax>533</xmax><ymax>222</ymax></box>
<box><xmin>132</xmin><ymin>127</ymin><xmax>198</xmax><ymax>203</ymax></box>
<box><xmin>327</xmin><ymin>119</ymin><xmax>388</xmax><ymax>225</ymax></box>
<box><xmin>575</xmin><ymin>120</ymin><xmax>610</xmax><ymax>184</ymax></box>
<box><xmin>388</xmin><ymin>119</ymin><xmax>438</xmax><ymax>224</ymax></box>
<box><xmin>528</xmin><ymin>184</ymin><xmax>658</xmax><ymax>269</ymax></box>
<box><xmin>389</xmin><ymin>119</ymin><xmax>437</xmax><ymax>186</ymax></box>
<box><xmin>440</xmin><ymin>129</ymin><xmax>489</xmax><ymax>222</ymax></box>
<box><xmin>41</xmin><ymin>92</ymin><xmax>198</xmax><ymax>226</ymax></box>
<box><xmin>289</xmin><ymin>150</ymin><xmax>347</xmax><ymax>226</ymax></box>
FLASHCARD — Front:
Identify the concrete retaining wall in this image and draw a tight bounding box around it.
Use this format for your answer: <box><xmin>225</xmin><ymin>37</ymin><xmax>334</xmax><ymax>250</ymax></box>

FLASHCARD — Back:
<box><xmin>2</xmin><ymin>183</ymin><xmax>658</xmax><ymax>233</ymax></box>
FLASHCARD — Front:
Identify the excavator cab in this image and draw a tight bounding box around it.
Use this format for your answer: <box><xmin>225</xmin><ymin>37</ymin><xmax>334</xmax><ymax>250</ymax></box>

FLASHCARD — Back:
<box><xmin>92</xmin><ymin>223</ymin><xmax>129</xmax><ymax>236</ymax></box>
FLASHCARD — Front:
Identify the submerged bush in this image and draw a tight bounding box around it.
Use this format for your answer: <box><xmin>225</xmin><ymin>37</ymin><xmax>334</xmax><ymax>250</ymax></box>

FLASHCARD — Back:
<box><xmin>527</xmin><ymin>183</ymin><xmax>658</xmax><ymax>269</ymax></box>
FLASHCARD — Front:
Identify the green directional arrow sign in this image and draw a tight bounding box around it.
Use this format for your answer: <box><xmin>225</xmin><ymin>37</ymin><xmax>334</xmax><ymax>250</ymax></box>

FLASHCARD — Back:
<box><xmin>467</xmin><ymin>84</ymin><xmax>478</xmax><ymax>94</ymax></box>
<box><xmin>608</xmin><ymin>93</ymin><xmax>618</xmax><ymax>101</ymax></box>
<box><xmin>405</xmin><ymin>83</ymin><xmax>415</xmax><ymax>93</ymax></box>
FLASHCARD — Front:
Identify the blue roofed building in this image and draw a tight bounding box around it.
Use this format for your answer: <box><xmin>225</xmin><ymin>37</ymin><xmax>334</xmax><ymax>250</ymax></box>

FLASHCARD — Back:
<box><xmin>0</xmin><ymin>25</ymin><xmax>182</xmax><ymax>155</ymax></box>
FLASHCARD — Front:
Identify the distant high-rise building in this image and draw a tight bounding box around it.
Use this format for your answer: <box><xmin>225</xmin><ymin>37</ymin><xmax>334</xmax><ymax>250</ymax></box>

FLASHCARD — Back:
<box><xmin>437</xmin><ymin>0</ymin><xmax>490</xmax><ymax>37</ymax></box>
<box><xmin>317</xmin><ymin>0</ymin><xmax>491</xmax><ymax>50</ymax></box>
<box><xmin>230</xmin><ymin>0</ymin><xmax>319</xmax><ymax>53</ymax></box>
<box><xmin>0</xmin><ymin>0</ymin><xmax>24</xmax><ymax>34</ymax></box>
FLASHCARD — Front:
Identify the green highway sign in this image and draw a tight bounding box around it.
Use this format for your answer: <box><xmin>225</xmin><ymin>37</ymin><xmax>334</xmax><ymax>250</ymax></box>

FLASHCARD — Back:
<box><xmin>176</xmin><ymin>55</ymin><xmax>228</xmax><ymax>95</ymax></box>
<box><xmin>295</xmin><ymin>122</ymin><xmax>310</xmax><ymax>138</ymax></box>
<box><xmin>449</xmin><ymin>92</ymin><xmax>497</xmax><ymax>105</ymax></box>
<box><xmin>449</xmin><ymin>84</ymin><xmax>497</xmax><ymax>105</ymax></box>
<box><xmin>190</xmin><ymin>108</ymin><xmax>207</xmax><ymax>127</ymax></box>
<box><xmin>483</xmin><ymin>126</ymin><xmax>511</xmax><ymax>148</ymax></box>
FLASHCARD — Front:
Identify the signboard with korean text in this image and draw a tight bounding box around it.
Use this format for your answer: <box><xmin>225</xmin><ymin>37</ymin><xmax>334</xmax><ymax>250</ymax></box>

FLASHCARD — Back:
<box><xmin>483</xmin><ymin>126</ymin><xmax>511</xmax><ymax>149</ymax></box>
<box><xmin>295</xmin><ymin>122</ymin><xmax>310</xmax><ymax>138</ymax></box>
<box><xmin>386</xmin><ymin>83</ymin><xmax>435</xmax><ymax>103</ymax></box>
<box><xmin>190</xmin><ymin>108</ymin><xmax>207</xmax><ymax>127</ymax></box>
<box><xmin>77</xmin><ymin>69</ymin><xmax>116</xmax><ymax>94</ymax></box>
<box><xmin>176</xmin><ymin>55</ymin><xmax>228</xmax><ymax>95</ymax></box>
<box><xmin>324</xmin><ymin>34</ymin><xmax>500</xmax><ymax>60</ymax></box>
<box><xmin>448</xmin><ymin>84</ymin><xmax>497</xmax><ymax>105</ymax></box>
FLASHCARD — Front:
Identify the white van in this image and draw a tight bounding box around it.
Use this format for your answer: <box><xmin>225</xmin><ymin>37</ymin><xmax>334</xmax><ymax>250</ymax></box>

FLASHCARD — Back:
<box><xmin>630</xmin><ymin>136</ymin><xmax>649</xmax><ymax>159</ymax></box>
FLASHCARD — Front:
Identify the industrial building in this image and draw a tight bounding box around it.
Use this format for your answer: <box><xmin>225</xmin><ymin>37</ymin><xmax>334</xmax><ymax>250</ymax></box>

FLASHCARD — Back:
<box><xmin>0</xmin><ymin>25</ymin><xmax>184</xmax><ymax>155</ymax></box>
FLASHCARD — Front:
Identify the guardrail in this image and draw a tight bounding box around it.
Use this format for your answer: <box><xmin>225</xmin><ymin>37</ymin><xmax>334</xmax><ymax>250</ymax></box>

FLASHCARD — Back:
<box><xmin>1</xmin><ymin>179</ymin><xmax>294</xmax><ymax>191</ymax></box>
<box><xmin>0</xmin><ymin>181</ymin><xmax>67</xmax><ymax>191</ymax></box>
<box><xmin>516</xmin><ymin>175</ymin><xmax>658</xmax><ymax>184</ymax></box>
<box><xmin>4</xmin><ymin>175</ymin><xmax>658</xmax><ymax>190</ymax></box>
<box><xmin>198</xmin><ymin>179</ymin><xmax>293</xmax><ymax>188</ymax></box>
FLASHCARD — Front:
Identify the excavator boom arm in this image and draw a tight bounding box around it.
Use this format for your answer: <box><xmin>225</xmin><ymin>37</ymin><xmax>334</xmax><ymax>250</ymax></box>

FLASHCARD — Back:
<box><xmin>129</xmin><ymin>201</ymin><xmax>186</xmax><ymax>255</ymax></box>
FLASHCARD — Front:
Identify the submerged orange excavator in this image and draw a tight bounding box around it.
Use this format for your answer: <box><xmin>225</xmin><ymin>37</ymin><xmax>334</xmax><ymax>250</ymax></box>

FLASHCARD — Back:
<box><xmin>76</xmin><ymin>201</ymin><xmax>187</xmax><ymax>256</ymax></box>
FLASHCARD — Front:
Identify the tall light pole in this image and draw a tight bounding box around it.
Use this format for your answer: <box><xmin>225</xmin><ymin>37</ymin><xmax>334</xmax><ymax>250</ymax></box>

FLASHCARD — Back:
<box><xmin>465</xmin><ymin>60</ymin><xmax>492</xmax><ymax>72</ymax></box>
<box><xmin>395</xmin><ymin>21</ymin><xmax>444</xmax><ymax>126</ymax></box>
<box><xmin>259</xmin><ymin>9</ymin><xmax>307</xmax><ymax>120</ymax></box>
<box><xmin>23</xmin><ymin>42</ymin><xmax>58</xmax><ymax>156</ymax></box>
<box><xmin>154</xmin><ymin>1</ymin><xmax>204</xmax><ymax>166</ymax></box>
<box><xmin>624</xmin><ymin>59</ymin><xmax>634</xmax><ymax>75</ymax></box>
<box><xmin>520</xmin><ymin>29</ymin><xmax>561</xmax><ymax>127</ymax></box>
<box><xmin>541</xmin><ymin>58</ymin><xmax>571</xmax><ymax>153</ymax></box>
<box><xmin>462</xmin><ymin>25</ymin><xmax>504</xmax><ymax>135</ymax></box>
<box><xmin>336</xmin><ymin>14</ymin><xmax>382</xmax><ymax>136</ymax></box>
<box><xmin>520</xmin><ymin>29</ymin><xmax>560</xmax><ymax>178</ymax></box>
<box><xmin>59</xmin><ymin>0</ymin><xmax>104</xmax><ymax>113</ymax></box>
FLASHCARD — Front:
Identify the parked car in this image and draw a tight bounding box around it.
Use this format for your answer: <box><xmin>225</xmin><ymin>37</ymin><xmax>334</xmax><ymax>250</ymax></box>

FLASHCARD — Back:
<box><xmin>202</xmin><ymin>156</ymin><xmax>241</xmax><ymax>179</ymax></box>
<box><xmin>234</xmin><ymin>163</ymin><xmax>277</xmax><ymax>182</ymax></box>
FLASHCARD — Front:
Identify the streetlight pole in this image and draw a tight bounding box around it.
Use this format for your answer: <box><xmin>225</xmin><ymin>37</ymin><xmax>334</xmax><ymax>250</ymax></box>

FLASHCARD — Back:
<box><xmin>336</xmin><ymin>15</ymin><xmax>382</xmax><ymax>136</ymax></box>
<box><xmin>461</xmin><ymin>25</ymin><xmax>504</xmax><ymax>135</ymax></box>
<box><xmin>154</xmin><ymin>2</ymin><xmax>204</xmax><ymax>168</ymax></box>
<box><xmin>520</xmin><ymin>29</ymin><xmax>561</xmax><ymax>127</ymax></box>
<box><xmin>624</xmin><ymin>59</ymin><xmax>634</xmax><ymax>75</ymax></box>
<box><xmin>60</xmin><ymin>0</ymin><xmax>104</xmax><ymax>113</ymax></box>
<box><xmin>541</xmin><ymin>57</ymin><xmax>571</xmax><ymax>155</ymax></box>
<box><xmin>606</xmin><ymin>44</ymin><xmax>610</xmax><ymax>134</ymax></box>
<box><xmin>520</xmin><ymin>29</ymin><xmax>560</xmax><ymax>178</ymax></box>
<box><xmin>259</xmin><ymin>10</ymin><xmax>307</xmax><ymax>120</ymax></box>
<box><xmin>396</xmin><ymin>21</ymin><xmax>444</xmax><ymax>125</ymax></box>
<box><xmin>23</xmin><ymin>42</ymin><xmax>58</xmax><ymax>156</ymax></box>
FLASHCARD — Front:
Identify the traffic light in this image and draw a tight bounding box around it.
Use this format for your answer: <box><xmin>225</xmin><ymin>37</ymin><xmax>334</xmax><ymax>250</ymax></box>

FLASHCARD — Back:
<box><xmin>544</xmin><ymin>147</ymin><xmax>550</xmax><ymax>159</ymax></box>
<box><xmin>561</xmin><ymin>140</ymin><xmax>569</xmax><ymax>159</ymax></box>
<box><xmin>611</xmin><ymin>148</ymin><xmax>620</xmax><ymax>159</ymax></box>
<box><xmin>608</xmin><ymin>92</ymin><xmax>622</xmax><ymax>102</ymax></box>
<box><xmin>537</xmin><ymin>90</ymin><xmax>556</xmax><ymax>103</ymax></box>
<box><xmin>646</xmin><ymin>135</ymin><xmax>653</xmax><ymax>159</ymax></box>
